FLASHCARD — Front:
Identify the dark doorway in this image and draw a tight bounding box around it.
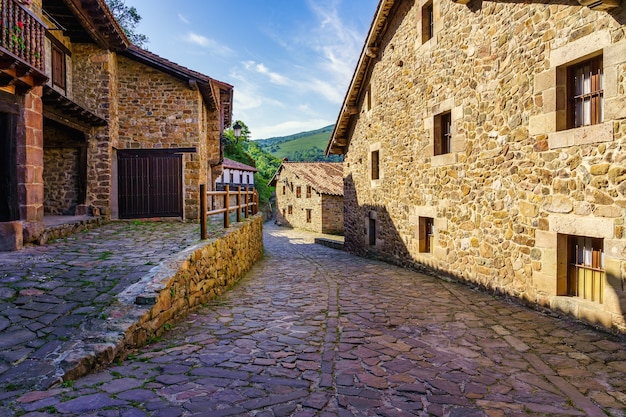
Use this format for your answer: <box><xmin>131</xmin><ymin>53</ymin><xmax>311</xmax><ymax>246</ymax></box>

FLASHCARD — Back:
<box><xmin>0</xmin><ymin>112</ymin><xmax>17</xmax><ymax>222</ymax></box>
<box><xmin>43</xmin><ymin>120</ymin><xmax>87</xmax><ymax>215</ymax></box>
<box><xmin>369</xmin><ymin>218</ymin><xmax>376</xmax><ymax>246</ymax></box>
<box><xmin>118</xmin><ymin>150</ymin><xmax>183</xmax><ymax>219</ymax></box>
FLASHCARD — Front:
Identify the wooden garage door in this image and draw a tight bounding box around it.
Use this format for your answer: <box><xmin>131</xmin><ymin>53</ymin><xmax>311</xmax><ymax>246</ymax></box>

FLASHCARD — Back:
<box><xmin>118</xmin><ymin>150</ymin><xmax>183</xmax><ymax>219</ymax></box>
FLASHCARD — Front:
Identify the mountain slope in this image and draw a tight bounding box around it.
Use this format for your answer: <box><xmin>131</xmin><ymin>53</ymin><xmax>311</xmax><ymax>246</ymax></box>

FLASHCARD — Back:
<box><xmin>256</xmin><ymin>125</ymin><xmax>341</xmax><ymax>162</ymax></box>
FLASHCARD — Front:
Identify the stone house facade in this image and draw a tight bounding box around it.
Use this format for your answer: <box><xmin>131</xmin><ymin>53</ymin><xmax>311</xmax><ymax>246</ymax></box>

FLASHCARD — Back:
<box><xmin>271</xmin><ymin>162</ymin><xmax>344</xmax><ymax>235</ymax></box>
<box><xmin>327</xmin><ymin>0</ymin><xmax>626</xmax><ymax>331</ymax></box>
<box><xmin>0</xmin><ymin>0</ymin><xmax>232</xmax><ymax>250</ymax></box>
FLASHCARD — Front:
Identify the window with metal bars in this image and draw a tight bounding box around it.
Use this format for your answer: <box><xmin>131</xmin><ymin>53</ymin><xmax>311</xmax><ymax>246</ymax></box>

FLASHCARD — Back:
<box><xmin>434</xmin><ymin>111</ymin><xmax>451</xmax><ymax>156</ymax></box>
<box><xmin>569</xmin><ymin>56</ymin><xmax>603</xmax><ymax>129</ymax></box>
<box><xmin>419</xmin><ymin>217</ymin><xmax>434</xmax><ymax>253</ymax></box>
<box><xmin>371</xmin><ymin>150</ymin><xmax>379</xmax><ymax>180</ymax></box>
<box><xmin>422</xmin><ymin>1</ymin><xmax>434</xmax><ymax>44</ymax></box>
<box><xmin>567</xmin><ymin>235</ymin><xmax>604</xmax><ymax>303</ymax></box>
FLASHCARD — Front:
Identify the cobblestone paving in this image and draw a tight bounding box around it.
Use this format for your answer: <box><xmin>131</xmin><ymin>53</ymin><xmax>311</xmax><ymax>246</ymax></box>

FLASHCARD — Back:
<box><xmin>0</xmin><ymin>220</ymin><xmax>203</xmax><ymax>394</ymax></box>
<box><xmin>4</xmin><ymin>223</ymin><xmax>626</xmax><ymax>416</ymax></box>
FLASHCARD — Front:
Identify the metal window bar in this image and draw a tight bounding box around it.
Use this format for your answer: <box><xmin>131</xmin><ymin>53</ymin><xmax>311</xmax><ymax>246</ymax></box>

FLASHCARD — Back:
<box><xmin>571</xmin><ymin>57</ymin><xmax>603</xmax><ymax>128</ymax></box>
<box><xmin>569</xmin><ymin>242</ymin><xmax>604</xmax><ymax>303</ymax></box>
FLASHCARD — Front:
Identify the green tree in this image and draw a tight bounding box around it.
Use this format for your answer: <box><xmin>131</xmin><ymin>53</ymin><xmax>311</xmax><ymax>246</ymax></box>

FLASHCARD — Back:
<box><xmin>105</xmin><ymin>0</ymin><xmax>148</xmax><ymax>47</ymax></box>
<box><xmin>222</xmin><ymin>121</ymin><xmax>281</xmax><ymax>210</ymax></box>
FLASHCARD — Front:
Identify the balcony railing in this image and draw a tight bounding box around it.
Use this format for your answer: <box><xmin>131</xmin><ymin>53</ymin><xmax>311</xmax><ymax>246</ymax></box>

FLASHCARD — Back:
<box><xmin>0</xmin><ymin>0</ymin><xmax>47</xmax><ymax>91</ymax></box>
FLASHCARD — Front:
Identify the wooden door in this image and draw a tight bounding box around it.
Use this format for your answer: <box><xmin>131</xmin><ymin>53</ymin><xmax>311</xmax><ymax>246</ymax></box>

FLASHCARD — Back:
<box><xmin>118</xmin><ymin>151</ymin><xmax>182</xmax><ymax>219</ymax></box>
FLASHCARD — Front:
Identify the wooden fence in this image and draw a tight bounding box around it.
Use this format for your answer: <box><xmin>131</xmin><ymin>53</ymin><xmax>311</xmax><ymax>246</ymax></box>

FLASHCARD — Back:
<box><xmin>200</xmin><ymin>184</ymin><xmax>258</xmax><ymax>239</ymax></box>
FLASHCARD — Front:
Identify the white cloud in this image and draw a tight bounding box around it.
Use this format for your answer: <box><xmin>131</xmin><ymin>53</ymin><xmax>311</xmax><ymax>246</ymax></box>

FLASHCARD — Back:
<box><xmin>307</xmin><ymin>2</ymin><xmax>364</xmax><ymax>87</ymax></box>
<box><xmin>230</xmin><ymin>69</ymin><xmax>285</xmax><ymax>111</ymax></box>
<box><xmin>178</xmin><ymin>14</ymin><xmax>190</xmax><ymax>24</ymax></box>
<box><xmin>181</xmin><ymin>32</ymin><xmax>233</xmax><ymax>56</ymax></box>
<box><xmin>244</xmin><ymin>61</ymin><xmax>292</xmax><ymax>86</ymax></box>
<box><xmin>309</xmin><ymin>78</ymin><xmax>345</xmax><ymax>104</ymax></box>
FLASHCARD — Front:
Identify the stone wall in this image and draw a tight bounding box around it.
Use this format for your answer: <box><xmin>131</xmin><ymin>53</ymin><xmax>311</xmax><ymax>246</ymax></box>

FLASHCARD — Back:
<box><xmin>116</xmin><ymin>56</ymin><xmax>209</xmax><ymax>221</ymax></box>
<box><xmin>72</xmin><ymin>44</ymin><xmax>116</xmax><ymax>216</ymax></box>
<box><xmin>118</xmin><ymin>215</ymin><xmax>263</xmax><ymax>349</ymax></box>
<box><xmin>43</xmin><ymin>147</ymin><xmax>79</xmax><ymax>215</ymax></box>
<box><xmin>322</xmin><ymin>195</ymin><xmax>344</xmax><ymax>235</ymax></box>
<box><xmin>274</xmin><ymin>169</ymin><xmax>343</xmax><ymax>234</ymax></box>
<box><xmin>342</xmin><ymin>0</ymin><xmax>626</xmax><ymax>330</ymax></box>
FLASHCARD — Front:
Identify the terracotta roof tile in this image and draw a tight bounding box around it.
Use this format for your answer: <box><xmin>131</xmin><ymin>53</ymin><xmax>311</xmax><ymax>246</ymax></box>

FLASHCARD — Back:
<box><xmin>280</xmin><ymin>162</ymin><xmax>344</xmax><ymax>196</ymax></box>
<box><xmin>223</xmin><ymin>158</ymin><xmax>258</xmax><ymax>172</ymax></box>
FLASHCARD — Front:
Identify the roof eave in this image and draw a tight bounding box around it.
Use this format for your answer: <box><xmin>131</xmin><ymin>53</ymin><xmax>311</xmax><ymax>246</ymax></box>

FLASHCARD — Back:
<box><xmin>325</xmin><ymin>0</ymin><xmax>396</xmax><ymax>156</ymax></box>
<box><xmin>63</xmin><ymin>0</ymin><xmax>130</xmax><ymax>51</ymax></box>
<box><xmin>122</xmin><ymin>46</ymin><xmax>233</xmax><ymax>113</ymax></box>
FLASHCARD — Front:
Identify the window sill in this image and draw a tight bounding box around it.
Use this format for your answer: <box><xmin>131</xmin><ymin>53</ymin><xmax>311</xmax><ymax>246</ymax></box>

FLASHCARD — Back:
<box><xmin>548</xmin><ymin>122</ymin><xmax>613</xmax><ymax>150</ymax></box>
<box><xmin>431</xmin><ymin>152</ymin><xmax>457</xmax><ymax>167</ymax></box>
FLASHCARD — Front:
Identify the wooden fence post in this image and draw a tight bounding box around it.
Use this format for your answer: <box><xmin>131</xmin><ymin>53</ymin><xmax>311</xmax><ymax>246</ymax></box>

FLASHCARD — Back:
<box><xmin>200</xmin><ymin>184</ymin><xmax>207</xmax><ymax>240</ymax></box>
<box><xmin>236</xmin><ymin>186</ymin><xmax>242</xmax><ymax>223</ymax></box>
<box><xmin>224</xmin><ymin>185</ymin><xmax>230</xmax><ymax>228</ymax></box>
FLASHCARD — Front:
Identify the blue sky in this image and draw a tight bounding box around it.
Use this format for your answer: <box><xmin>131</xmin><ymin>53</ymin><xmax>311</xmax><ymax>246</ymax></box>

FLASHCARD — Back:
<box><xmin>123</xmin><ymin>0</ymin><xmax>379</xmax><ymax>140</ymax></box>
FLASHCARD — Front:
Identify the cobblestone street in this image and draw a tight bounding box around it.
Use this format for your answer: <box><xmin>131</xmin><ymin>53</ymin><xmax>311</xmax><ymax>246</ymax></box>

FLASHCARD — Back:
<box><xmin>3</xmin><ymin>223</ymin><xmax>626</xmax><ymax>416</ymax></box>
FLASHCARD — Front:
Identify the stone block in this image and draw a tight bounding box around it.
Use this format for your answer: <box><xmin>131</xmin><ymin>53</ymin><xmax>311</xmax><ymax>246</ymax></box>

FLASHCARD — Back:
<box><xmin>540</xmin><ymin>247</ymin><xmax>558</xmax><ymax>278</ymax></box>
<box><xmin>433</xmin><ymin>245</ymin><xmax>448</xmax><ymax>261</ymax></box>
<box><xmin>543</xmin><ymin>195</ymin><xmax>573</xmax><ymax>214</ymax></box>
<box><xmin>602</xmin><ymin>278</ymin><xmax>622</xmax><ymax>316</ymax></box>
<box><xmin>549</xmin><ymin>214</ymin><xmax>615</xmax><ymax>238</ymax></box>
<box><xmin>533</xmin><ymin>271</ymin><xmax>557</xmax><ymax>295</ymax></box>
<box><xmin>550</xmin><ymin>296</ymin><xmax>578</xmax><ymax>316</ymax></box>
<box><xmin>549</xmin><ymin>29</ymin><xmax>610</xmax><ymax>68</ymax></box>
<box><xmin>605</xmin><ymin>96</ymin><xmax>626</xmax><ymax>121</ymax></box>
<box><xmin>605</xmin><ymin>240</ymin><xmax>626</xmax><ymax>261</ymax></box>
<box><xmin>529</xmin><ymin>112</ymin><xmax>556</xmax><ymax>136</ymax></box>
<box><xmin>22</xmin><ymin>221</ymin><xmax>44</xmax><ymax>244</ymax></box>
<box><xmin>535</xmin><ymin>230</ymin><xmax>556</xmax><ymax>249</ymax></box>
<box><xmin>578</xmin><ymin>303</ymin><xmax>613</xmax><ymax>328</ymax></box>
<box><xmin>0</xmin><ymin>221</ymin><xmax>23</xmax><ymax>251</ymax></box>
<box><xmin>431</xmin><ymin>152</ymin><xmax>457</xmax><ymax>167</ymax></box>
<box><xmin>451</xmin><ymin>105</ymin><xmax>463</xmax><ymax>121</ymax></box>
<box><xmin>604</xmin><ymin>39</ymin><xmax>626</xmax><ymax>66</ymax></box>
<box><xmin>519</xmin><ymin>200</ymin><xmax>538</xmax><ymax>217</ymax></box>
<box><xmin>533</xmin><ymin>68</ymin><xmax>556</xmax><ymax>93</ymax></box>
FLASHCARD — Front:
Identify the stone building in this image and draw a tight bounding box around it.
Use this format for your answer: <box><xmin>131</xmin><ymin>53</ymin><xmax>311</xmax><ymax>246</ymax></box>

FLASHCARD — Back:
<box><xmin>327</xmin><ymin>0</ymin><xmax>626</xmax><ymax>330</ymax></box>
<box><xmin>271</xmin><ymin>162</ymin><xmax>344</xmax><ymax>235</ymax></box>
<box><xmin>0</xmin><ymin>0</ymin><xmax>232</xmax><ymax>251</ymax></box>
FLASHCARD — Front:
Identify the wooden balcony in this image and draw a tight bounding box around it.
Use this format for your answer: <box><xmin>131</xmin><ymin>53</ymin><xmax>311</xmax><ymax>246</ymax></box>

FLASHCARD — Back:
<box><xmin>0</xmin><ymin>0</ymin><xmax>47</xmax><ymax>93</ymax></box>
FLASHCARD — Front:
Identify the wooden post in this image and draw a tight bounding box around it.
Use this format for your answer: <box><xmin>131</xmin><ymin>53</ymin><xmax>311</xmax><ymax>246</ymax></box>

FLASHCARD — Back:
<box><xmin>224</xmin><ymin>185</ymin><xmax>230</xmax><ymax>228</ymax></box>
<box><xmin>253</xmin><ymin>190</ymin><xmax>258</xmax><ymax>215</ymax></box>
<box><xmin>243</xmin><ymin>187</ymin><xmax>248</xmax><ymax>219</ymax></box>
<box><xmin>236</xmin><ymin>186</ymin><xmax>242</xmax><ymax>223</ymax></box>
<box><xmin>200</xmin><ymin>184</ymin><xmax>207</xmax><ymax>240</ymax></box>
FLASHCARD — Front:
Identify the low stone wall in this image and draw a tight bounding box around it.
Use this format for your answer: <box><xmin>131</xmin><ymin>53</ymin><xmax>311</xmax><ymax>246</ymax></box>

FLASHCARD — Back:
<box><xmin>120</xmin><ymin>215</ymin><xmax>263</xmax><ymax>348</ymax></box>
<box><xmin>40</xmin><ymin>216</ymin><xmax>107</xmax><ymax>244</ymax></box>
<box><xmin>61</xmin><ymin>216</ymin><xmax>264</xmax><ymax>382</ymax></box>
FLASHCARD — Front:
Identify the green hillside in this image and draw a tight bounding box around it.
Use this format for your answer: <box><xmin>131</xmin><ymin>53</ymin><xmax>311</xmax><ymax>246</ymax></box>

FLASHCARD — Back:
<box><xmin>256</xmin><ymin>125</ymin><xmax>342</xmax><ymax>162</ymax></box>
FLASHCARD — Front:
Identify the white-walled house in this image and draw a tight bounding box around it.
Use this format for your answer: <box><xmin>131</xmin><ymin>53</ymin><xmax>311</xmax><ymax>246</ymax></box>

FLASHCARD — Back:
<box><xmin>215</xmin><ymin>158</ymin><xmax>257</xmax><ymax>190</ymax></box>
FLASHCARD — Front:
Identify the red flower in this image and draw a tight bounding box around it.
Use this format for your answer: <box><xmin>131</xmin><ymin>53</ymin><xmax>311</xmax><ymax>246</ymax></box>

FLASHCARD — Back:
<box><xmin>17</xmin><ymin>21</ymin><xmax>24</xmax><ymax>29</ymax></box>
